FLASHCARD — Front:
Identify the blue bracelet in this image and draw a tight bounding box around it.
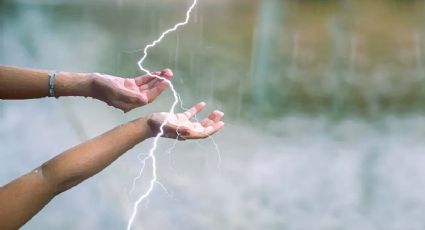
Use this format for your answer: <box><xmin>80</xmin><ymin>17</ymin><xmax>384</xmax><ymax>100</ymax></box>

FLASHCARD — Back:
<box><xmin>48</xmin><ymin>71</ymin><xmax>57</xmax><ymax>97</ymax></box>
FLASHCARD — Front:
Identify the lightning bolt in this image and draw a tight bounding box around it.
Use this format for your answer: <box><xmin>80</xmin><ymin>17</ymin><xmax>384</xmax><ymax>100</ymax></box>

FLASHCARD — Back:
<box><xmin>126</xmin><ymin>1</ymin><xmax>198</xmax><ymax>229</ymax></box>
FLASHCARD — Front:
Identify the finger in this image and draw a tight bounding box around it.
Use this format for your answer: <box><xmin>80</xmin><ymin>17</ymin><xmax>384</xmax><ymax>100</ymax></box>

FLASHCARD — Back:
<box><xmin>160</xmin><ymin>68</ymin><xmax>173</xmax><ymax>80</ymax></box>
<box><xmin>137</xmin><ymin>68</ymin><xmax>172</xmax><ymax>84</ymax></box>
<box><xmin>144</xmin><ymin>68</ymin><xmax>173</xmax><ymax>89</ymax></box>
<box><xmin>208</xmin><ymin>110</ymin><xmax>224</xmax><ymax>122</ymax></box>
<box><xmin>134</xmin><ymin>71</ymin><xmax>161</xmax><ymax>85</ymax></box>
<box><xmin>144</xmin><ymin>81</ymin><xmax>171</xmax><ymax>103</ymax></box>
<box><xmin>206</xmin><ymin>121</ymin><xmax>225</xmax><ymax>136</ymax></box>
<box><xmin>184</xmin><ymin>102</ymin><xmax>206</xmax><ymax>119</ymax></box>
<box><xmin>138</xmin><ymin>69</ymin><xmax>173</xmax><ymax>91</ymax></box>
<box><xmin>201</xmin><ymin>117</ymin><xmax>213</xmax><ymax>127</ymax></box>
<box><xmin>139</xmin><ymin>77</ymin><xmax>162</xmax><ymax>91</ymax></box>
<box><xmin>201</xmin><ymin>110</ymin><xmax>224</xmax><ymax>127</ymax></box>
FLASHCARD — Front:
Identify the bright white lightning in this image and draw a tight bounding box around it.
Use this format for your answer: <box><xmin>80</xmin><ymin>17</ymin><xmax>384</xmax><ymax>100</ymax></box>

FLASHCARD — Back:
<box><xmin>126</xmin><ymin>1</ymin><xmax>198</xmax><ymax>230</ymax></box>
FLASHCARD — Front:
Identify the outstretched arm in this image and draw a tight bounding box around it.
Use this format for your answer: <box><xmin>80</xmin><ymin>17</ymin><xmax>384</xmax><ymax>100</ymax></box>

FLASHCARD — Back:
<box><xmin>0</xmin><ymin>66</ymin><xmax>83</xmax><ymax>99</ymax></box>
<box><xmin>0</xmin><ymin>103</ymin><xmax>224</xmax><ymax>230</ymax></box>
<box><xmin>0</xmin><ymin>117</ymin><xmax>152</xmax><ymax>230</ymax></box>
<box><xmin>0</xmin><ymin>65</ymin><xmax>173</xmax><ymax>112</ymax></box>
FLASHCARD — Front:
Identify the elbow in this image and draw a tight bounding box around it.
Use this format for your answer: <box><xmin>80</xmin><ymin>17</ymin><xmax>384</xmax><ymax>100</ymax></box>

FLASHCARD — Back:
<box><xmin>38</xmin><ymin>164</ymin><xmax>63</xmax><ymax>196</ymax></box>
<box><xmin>39</xmin><ymin>163</ymin><xmax>82</xmax><ymax>195</ymax></box>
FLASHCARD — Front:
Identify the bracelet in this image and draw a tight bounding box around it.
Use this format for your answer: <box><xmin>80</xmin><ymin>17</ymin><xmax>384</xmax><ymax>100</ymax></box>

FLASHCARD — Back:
<box><xmin>48</xmin><ymin>71</ymin><xmax>58</xmax><ymax>97</ymax></box>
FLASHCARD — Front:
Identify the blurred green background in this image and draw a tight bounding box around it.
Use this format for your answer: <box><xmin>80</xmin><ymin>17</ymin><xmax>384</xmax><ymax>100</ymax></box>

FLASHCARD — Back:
<box><xmin>1</xmin><ymin>0</ymin><xmax>425</xmax><ymax>229</ymax></box>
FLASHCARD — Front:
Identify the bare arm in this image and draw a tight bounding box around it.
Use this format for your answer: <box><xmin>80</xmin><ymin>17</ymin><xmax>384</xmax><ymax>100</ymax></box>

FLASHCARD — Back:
<box><xmin>0</xmin><ymin>103</ymin><xmax>224</xmax><ymax>230</ymax></box>
<box><xmin>0</xmin><ymin>65</ymin><xmax>93</xmax><ymax>99</ymax></box>
<box><xmin>0</xmin><ymin>117</ymin><xmax>153</xmax><ymax>230</ymax></box>
<box><xmin>0</xmin><ymin>65</ymin><xmax>173</xmax><ymax>112</ymax></box>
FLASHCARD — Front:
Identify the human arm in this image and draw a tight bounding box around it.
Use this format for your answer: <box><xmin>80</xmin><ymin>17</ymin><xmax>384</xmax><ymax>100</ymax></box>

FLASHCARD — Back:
<box><xmin>0</xmin><ymin>117</ymin><xmax>152</xmax><ymax>230</ymax></box>
<box><xmin>0</xmin><ymin>103</ymin><xmax>224</xmax><ymax>229</ymax></box>
<box><xmin>0</xmin><ymin>65</ymin><xmax>173</xmax><ymax>112</ymax></box>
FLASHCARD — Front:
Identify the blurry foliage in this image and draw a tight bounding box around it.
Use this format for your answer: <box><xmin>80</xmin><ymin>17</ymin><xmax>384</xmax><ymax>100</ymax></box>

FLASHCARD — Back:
<box><xmin>1</xmin><ymin>0</ymin><xmax>425</xmax><ymax>119</ymax></box>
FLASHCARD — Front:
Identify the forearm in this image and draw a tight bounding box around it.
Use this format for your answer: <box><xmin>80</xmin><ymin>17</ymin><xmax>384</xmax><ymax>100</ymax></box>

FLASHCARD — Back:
<box><xmin>41</xmin><ymin>117</ymin><xmax>152</xmax><ymax>193</ymax></box>
<box><xmin>0</xmin><ymin>65</ymin><xmax>94</xmax><ymax>99</ymax></box>
<box><xmin>0</xmin><ymin>117</ymin><xmax>152</xmax><ymax>229</ymax></box>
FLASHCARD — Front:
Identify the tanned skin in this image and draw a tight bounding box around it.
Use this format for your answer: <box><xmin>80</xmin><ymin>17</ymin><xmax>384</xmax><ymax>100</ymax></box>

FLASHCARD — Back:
<box><xmin>0</xmin><ymin>66</ymin><xmax>224</xmax><ymax>229</ymax></box>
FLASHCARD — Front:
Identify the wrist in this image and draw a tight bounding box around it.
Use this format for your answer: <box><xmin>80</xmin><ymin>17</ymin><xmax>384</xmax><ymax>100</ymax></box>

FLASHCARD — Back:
<box><xmin>130</xmin><ymin>117</ymin><xmax>155</xmax><ymax>141</ymax></box>
<box><xmin>55</xmin><ymin>72</ymin><xmax>95</xmax><ymax>97</ymax></box>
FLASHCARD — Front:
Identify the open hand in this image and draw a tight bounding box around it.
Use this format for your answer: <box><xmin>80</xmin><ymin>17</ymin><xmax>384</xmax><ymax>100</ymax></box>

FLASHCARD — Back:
<box><xmin>90</xmin><ymin>69</ymin><xmax>173</xmax><ymax>112</ymax></box>
<box><xmin>147</xmin><ymin>102</ymin><xmax>225</xmax><ymax>140</ymax></box>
